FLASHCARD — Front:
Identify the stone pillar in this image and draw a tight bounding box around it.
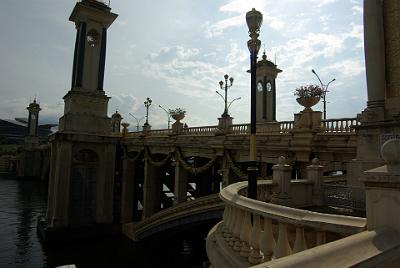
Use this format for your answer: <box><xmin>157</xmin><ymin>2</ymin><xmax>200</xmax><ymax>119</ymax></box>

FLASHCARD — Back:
<box><xmin>220</xmin><ymin>156</ymin><xmax>231</xmax><ymax>188</ymax></box>
<box><xmin>51</xmin><ymin>141</ymin><xmax>73</xmax><ymax>228</ymax></box>
<box><xmin>271</xmin><ymin>156</ymin><xmax>292</xmax><ymax>206</ymax></box>
<box><xmin>307</xmin><ymin>158</ymin><xmax>325</xmax><ymax>206</ymax></box>
<box><xmin>96</xmin><ymin>144</ymin><xmax>116</xmax><ymax>224</ymax></box>
<box><xmin>142</xmin><ymin>159</ymin><xmax>161</xmax><ymax>218</ymax></box>
<box><xmin>383</xmin><ymin>0</ymin><xmax>400</xmax><ymax>99</ymax></box>
<box><xmin>383</xmin><ymin>0</ymin><xmax>400</xmax><ymax>116</ymax></box>
<box><xmin>172</xmin><ymin>121</ymin><xmax>183</xmax><ymax>134</ymax></box>
<box><xmin>120</xmin><ymin>157</ymin><xmax>136</xmax><ymax>223</ymax></box>
<box><xmin>363</xmin><ymin>0</ymin><xmax>386</xmax><ymax>111</ymax></box>
<box><xmin>217</xmin><ymin>116</ymin><xmax>233</xmax><ymax>134</ymax></box>
<box><xmin>174</xmin><ymin>160</ymin><xmax>187</xmax><ymax>204</ymax></box>
<box><xmin>46</xmin><ymin>141</ymin><xmax>58</xmax><ymax>223</ymax></box>
<box><xmin>362</xmin><ymin>139</ymin><xmax>400</xmax><ymax>233</ymax></box>
<box><xmin>142</xmin><ymin>123</ymin><xmax>151</xmax><ymax>134</ymax></box>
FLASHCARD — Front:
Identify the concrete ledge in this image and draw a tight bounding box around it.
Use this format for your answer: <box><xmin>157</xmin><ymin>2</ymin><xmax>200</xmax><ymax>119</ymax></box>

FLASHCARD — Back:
<box><xmin>255</xmin><ymin>228</ymin><xmax>400</xmax><ymax>268</ymax></box>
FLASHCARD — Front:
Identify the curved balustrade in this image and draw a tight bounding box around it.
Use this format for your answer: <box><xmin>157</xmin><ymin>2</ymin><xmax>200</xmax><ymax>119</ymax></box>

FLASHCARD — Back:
<box><xmin>321</xmin><ymin>118</ymin><xmax>359</xmax><ymax>133</ymax></box>
<box><xmin>206</xmin><ymin>181</ymin><xmax>366</xmax><ymax>267</ymax></box>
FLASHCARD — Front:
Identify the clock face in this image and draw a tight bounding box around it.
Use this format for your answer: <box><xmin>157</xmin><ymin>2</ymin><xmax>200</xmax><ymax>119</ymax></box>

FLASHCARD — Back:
<box><xmin>266</xmin><ymin>82</ymin><xmax>272</xmax><ymax>92</ymax></box>
<box><xmin>257</xmin><ymin>82</ymin><xmax>263</xmax><ymax>92</ymax></box>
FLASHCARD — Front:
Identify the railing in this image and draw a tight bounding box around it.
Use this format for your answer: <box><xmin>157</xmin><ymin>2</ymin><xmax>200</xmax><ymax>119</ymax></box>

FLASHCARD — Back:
<box><xmin>279</xmin><ymin>121</ymin><xmax>293</xmax><ymax>133</ymax></box>
<box><xmin>182</xmin><ymin>125</ymin><xmax>218</xmax><ymax>135</ymax></box>
<box><xmin>323</xmin><ymin>183</ymin><xmax>366</xmax><ymax>211</ymax></box>
<box><xmin>206</xmin><ymin>181</ymin><xmax>366</xmax><ymax>267</ymax></box>
<box><xmin>321</xmin><ymin>117</ymin><xmax>359</xmax><ymax>133</ymax></box>
<box><xmin>149</xmin><ymin>129</ymin><xmax>173</xmax><ymax>135</ymax></box>
<box><xmin>231</xmin><ymin>124</ymin><xmax>249</xmax><ymax>134</ymax></box>
<box><xmin>123</xmin><ymin>117</ymin><xmax>357</xmax><ymax>138</ymax></box>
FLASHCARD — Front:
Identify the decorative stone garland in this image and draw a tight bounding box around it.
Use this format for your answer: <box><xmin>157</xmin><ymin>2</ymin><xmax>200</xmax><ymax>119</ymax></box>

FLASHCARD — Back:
<box><xmin>226</xmin><ymin>150</ymin><xmax>247</xmax><ymax>179</ymax></box>
<box><xmin>124</xmin><ymin>147</ymin><xmax>143</xmax><ymax>163</ymax></box>
<box><xmin>176</xmin><ymin>148</ymin><xmax>217</xmax><ymax>175</ymax></box>
<box><xmin>144</xmin><ymin>147</ymin><xmax>171</xmax><ymax>167</ymax></box>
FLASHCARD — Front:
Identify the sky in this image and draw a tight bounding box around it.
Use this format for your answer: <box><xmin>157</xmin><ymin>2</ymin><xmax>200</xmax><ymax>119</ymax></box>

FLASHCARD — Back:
<box><xmin>0</xmin><ymin>0</ymin><xmax>366</xmax><ymax>130</ymax></box>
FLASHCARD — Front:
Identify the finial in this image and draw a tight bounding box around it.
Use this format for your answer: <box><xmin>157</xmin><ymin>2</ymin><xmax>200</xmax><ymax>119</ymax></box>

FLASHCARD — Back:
<box><xmin>311</xmin><ymin>157</ymin><xmax>320</xmax><ymax>166</ymax></box>
<box><xmin>278</xmin><ymin>156</ymin><xmax>286</xmax><ymax>165</ymax></box>
<box><xmin>381</xmin><ymin>139</ymin><xmax>400</xmax><ymax>165</ymax></box>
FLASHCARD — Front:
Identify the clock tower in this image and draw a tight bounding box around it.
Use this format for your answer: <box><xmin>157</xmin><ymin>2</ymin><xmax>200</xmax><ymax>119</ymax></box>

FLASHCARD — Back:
<box><xmin>256</xmin><ymin>52</ymin><xmax>282</xmax><ymax>123</ymax></box>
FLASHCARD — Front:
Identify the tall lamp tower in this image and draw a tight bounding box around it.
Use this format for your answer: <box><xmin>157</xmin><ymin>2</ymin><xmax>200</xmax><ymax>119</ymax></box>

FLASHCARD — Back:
<box><xmin>246</xmin><ymin>8</ymin><xmax>262</xmax><ymax>199</ymax></box>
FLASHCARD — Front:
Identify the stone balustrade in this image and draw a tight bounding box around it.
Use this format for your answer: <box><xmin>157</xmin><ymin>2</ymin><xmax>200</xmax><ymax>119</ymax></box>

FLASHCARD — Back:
<box><xmin>182</xmin><ymin>125</ymin><xmax>219</xmax><ymax>135</ymax></box>
<box><xmin>321</xmin><ymin>117</ymin><xmax>359</xmax><ymax>133</ymax></box>
<box><xmin>279</xmin><ymin>121</ymin><xmax>293</xmax><ymax>133</ymax></box>
<box><xmin>206</xmin><ymin>181</ymin><xmax>366</xmax><ymax>267</ymax></box>
<box><xmin>123</xmin><ymin>117</ymin><xmax>358</xmax><ymax>138</ymax></box>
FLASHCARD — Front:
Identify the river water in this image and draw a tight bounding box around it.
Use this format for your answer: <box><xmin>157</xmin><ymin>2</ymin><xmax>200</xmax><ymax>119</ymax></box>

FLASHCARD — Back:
<box><xmin>0</xmin><ymin>175</ymin><xmax>210</xmax><ymax>268</ymax></box>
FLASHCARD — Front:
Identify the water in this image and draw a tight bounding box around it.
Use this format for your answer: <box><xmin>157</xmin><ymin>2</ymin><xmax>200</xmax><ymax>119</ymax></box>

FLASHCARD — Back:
<box><xmin>0</xmin><ymin>175</ymin><xmax>211</xmax><ymax>268</ymax></box>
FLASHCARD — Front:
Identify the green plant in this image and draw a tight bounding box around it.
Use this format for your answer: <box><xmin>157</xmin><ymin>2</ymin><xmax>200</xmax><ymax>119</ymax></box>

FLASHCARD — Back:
<box><xmin>168</xmin><ymin>108</ymin><xmax>186</xmax><ymax>115</ymax></box>
<box><xmin>294</xmin><ymin>84</ymin><xmax>324</xmax><ymax>98</ymax></box>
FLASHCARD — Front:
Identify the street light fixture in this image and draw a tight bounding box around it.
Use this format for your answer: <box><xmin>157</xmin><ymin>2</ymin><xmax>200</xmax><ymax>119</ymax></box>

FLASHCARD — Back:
<box><xmin>158</xmin><ymin>104</ymin><xmax>172</xmax><ymax>129</ymax></box>
<box><xmin>128</xmin><ymin>113</ymin><xmax>145</xmax><ymax>132</ymax></box>
<box><xmin>246</xmin><ymin>8</ymin><xmax>262</xmax><ymax>199</ymax></box>
<box><xmin>311</xmin><ymin>69</ymin><xmax>336</xmax><ymax>120</ymax></box>
<box><xmin>216</xmin><ymin>74</ymin><xmax>235</xmax><ymax>117</ymax></box>
<box><xmin>144</xmin><ymin>97</ymin><xmax>152</xmax><ymax>125</ymax></box>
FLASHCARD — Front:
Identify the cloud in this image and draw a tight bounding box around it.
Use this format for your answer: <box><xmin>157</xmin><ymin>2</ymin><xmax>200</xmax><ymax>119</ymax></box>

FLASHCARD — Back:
<box><xmin>312</xmin><ymin>0</ymin><xmax>337</xmax><ymax>7</ymax></box>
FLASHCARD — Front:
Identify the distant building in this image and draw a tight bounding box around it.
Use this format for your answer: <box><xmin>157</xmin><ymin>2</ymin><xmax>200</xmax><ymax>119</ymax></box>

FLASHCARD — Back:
<box><xmin>0</xmin><ymin>118</ymin><xmax>55</xmax><ymax>144</ymax></box>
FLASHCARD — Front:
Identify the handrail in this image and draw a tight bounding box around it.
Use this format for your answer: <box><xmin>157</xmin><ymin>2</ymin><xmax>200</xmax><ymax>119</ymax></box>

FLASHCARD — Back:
<box><xmin>206</xmin><ymin>181</ymin><xmax>366</xmax><ymax>266</ymax></box>
<box><xmin>321</xmin><ymin>117</ymin><xmax>359</xmax><ymax>133</ymax></box>
<box><xmin>221</xmin><ymin>181</ymin><xmax>366</xmax><ymax>234</ymax></box>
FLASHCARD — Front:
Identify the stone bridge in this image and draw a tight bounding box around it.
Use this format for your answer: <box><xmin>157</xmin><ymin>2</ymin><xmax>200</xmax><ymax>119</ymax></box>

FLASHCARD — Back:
<box><xmin>118</xmin><ymin>116</ymin><xmax>360</xmax><ymax>240</ymax></box>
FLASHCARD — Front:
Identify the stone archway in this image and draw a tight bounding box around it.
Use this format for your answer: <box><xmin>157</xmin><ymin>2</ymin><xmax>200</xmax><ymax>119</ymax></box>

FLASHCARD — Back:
<box><xmin>69</xmin><ymin>149</ymin><xmax>99</xmax><ymax>225</ymax></box>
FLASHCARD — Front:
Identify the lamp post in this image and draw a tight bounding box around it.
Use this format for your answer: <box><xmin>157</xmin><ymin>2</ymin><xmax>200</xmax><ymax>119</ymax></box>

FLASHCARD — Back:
<box><xmin>144</xmin><ymin>97</ymin><xmax>152</xmax><ymax>125</ymax></box>
<box><xmin>311</xmin><ymin>69</ymin><xmax>336</xmax><ymax>120</ymax></box>
<box><xmin>129</xmin><ymin>113</ymin><xmax>145</xmax><ymax>131</ymax></box>
<box><xmin>158</xmin><ymin>104</ymin><xmax>172</xmax><ymax>129</ymax></box>
<box><xmin>246</xmin><ymin>8</ymin><xmax>262</xmax><ymax>199</ymax></box>
<box><xmin>216</xmin><ymin>74</ymin><xmax>234</xmax><ymax>117</ymax></box>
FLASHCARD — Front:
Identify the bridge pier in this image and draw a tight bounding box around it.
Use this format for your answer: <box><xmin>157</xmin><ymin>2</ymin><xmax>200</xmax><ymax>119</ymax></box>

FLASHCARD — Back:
<box><xmin>120</xmin><ymin>157</ymin><xmax>136</xmax><ymax>223</ymax></box>
<box><xmin>174</xmin><ymin>160</ymin><xmax>188</xmax><ymax>204</ymax></box>
<box><xmin>142</xmin><ymin>159</ymin><xmax>162</xmax><ymax>218</ymax></box>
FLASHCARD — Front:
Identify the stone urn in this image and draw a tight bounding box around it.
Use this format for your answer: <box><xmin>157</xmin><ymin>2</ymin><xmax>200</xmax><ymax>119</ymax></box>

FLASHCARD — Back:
<box><xmin>296</xmin><ymin>96</ymin><xmax>320</xmax><ymax>111</ymax></box>
<box><xmin>171</xmin><ymin>113</ymin><xmax>185</xmax><ymax>122</ymax></box>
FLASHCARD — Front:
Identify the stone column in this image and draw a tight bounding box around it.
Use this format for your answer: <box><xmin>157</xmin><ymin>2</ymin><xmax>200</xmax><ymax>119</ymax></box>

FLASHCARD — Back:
<box><xmin>96</xmin><ymin>144</ymin><xmax>116</xmax><ymax>224</ymax></box>
<box><xmin>362</xmin><ymin>139</ymin><xmax>400</xmax><ymax>233</ymax></box>
<box><xmin>307</xmin><ymin>158</ymin><xmax>325</xmax><ymax>206</ymax></box>
<box><xmin>383</xmin><ymin>0</ymin><xmax>400</xmax><ymax>99</ymax></box>
<box><xmin>120</xmin><ymin>157</ymin><xmax>136</xmax><ymax>223</ymax></box>
<box><xmin>51</xmin><ymin>141</ymin><xmax>73</xmax><ymax>228</ymax></box>
<box><xmin>220</xmin><ymin>156</ymin><xmax>231</xmax><ymax>188</ymax></box>
<box><xmin>363</xmin><ymin>0</ymin><xmax>386</xmax><ymax>110</ymax></box>
<box><xmin>271</xmin><ymin>156</ymin><xmax>292</xmax><ymax>206</ymax></box>
<box><xmin>142</xmin><ymin>159</ymin><xmax>161</xmax><ymax>218</ymax></box>
<box><xmin>174</xmin><ymin>160</ymin><xmax>187</xmax><ymax>204</ymax></box>
<box><xmin>46</xmin><ymin>141</ymin><xmax>58</xmax><ymax>223</ymax></box>
<box><xmin>217</xmin><ymin>116</ymin><xmax>233</xmax><ymax>134</ymax></box>
<box><xmin>383</xmin><ymin>0</ymin><xmax>400</xmax><ymax>115</ymax></box>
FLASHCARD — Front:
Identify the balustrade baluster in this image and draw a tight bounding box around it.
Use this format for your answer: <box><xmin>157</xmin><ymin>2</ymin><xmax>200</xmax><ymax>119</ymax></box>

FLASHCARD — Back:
<box><xmin>293</xmin><ymin>226</ymin><xmax>307</xmax><ymax>253</ymax></box>
<box><xmin>222</xmin><ymin>206</ymin><xmax>229</xmax><ymax>239</ymax></box>
<box><xmin>316</xmin><ymin>230</ymin><xmax>326</xmax><ymax>246</ymax></box>
<box><xmin>239</xmin><ymin>211</ymin><xmax>252</xmax><ymax>257</ymax></box>
<box><xmin>228</xmin><ymin>208</ymin><xmax>238</xmax><ymax>246</ymax></box>
<box><xmin>259</xmin><ymin>217</ymin><xmax>276</xmax><ymax>261</ymax></box>
<box><xmin>273</xmin><ymin>222</ymin><xmax>292</xmax><ymax>259</ymax></box>
<box><xmin>233</xmin><ymin>209</ymin><xmax>243</xmax><ymax>251</ymax></box>
<box><xmin>248</xmin><ymin>214</ymin><xmax>263</xmax><ymax>264</ymax></box>
<box><xmin>225</xmin><ymin>206</ymin><xmax>234</xmax><ymax>243</ymax></box>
